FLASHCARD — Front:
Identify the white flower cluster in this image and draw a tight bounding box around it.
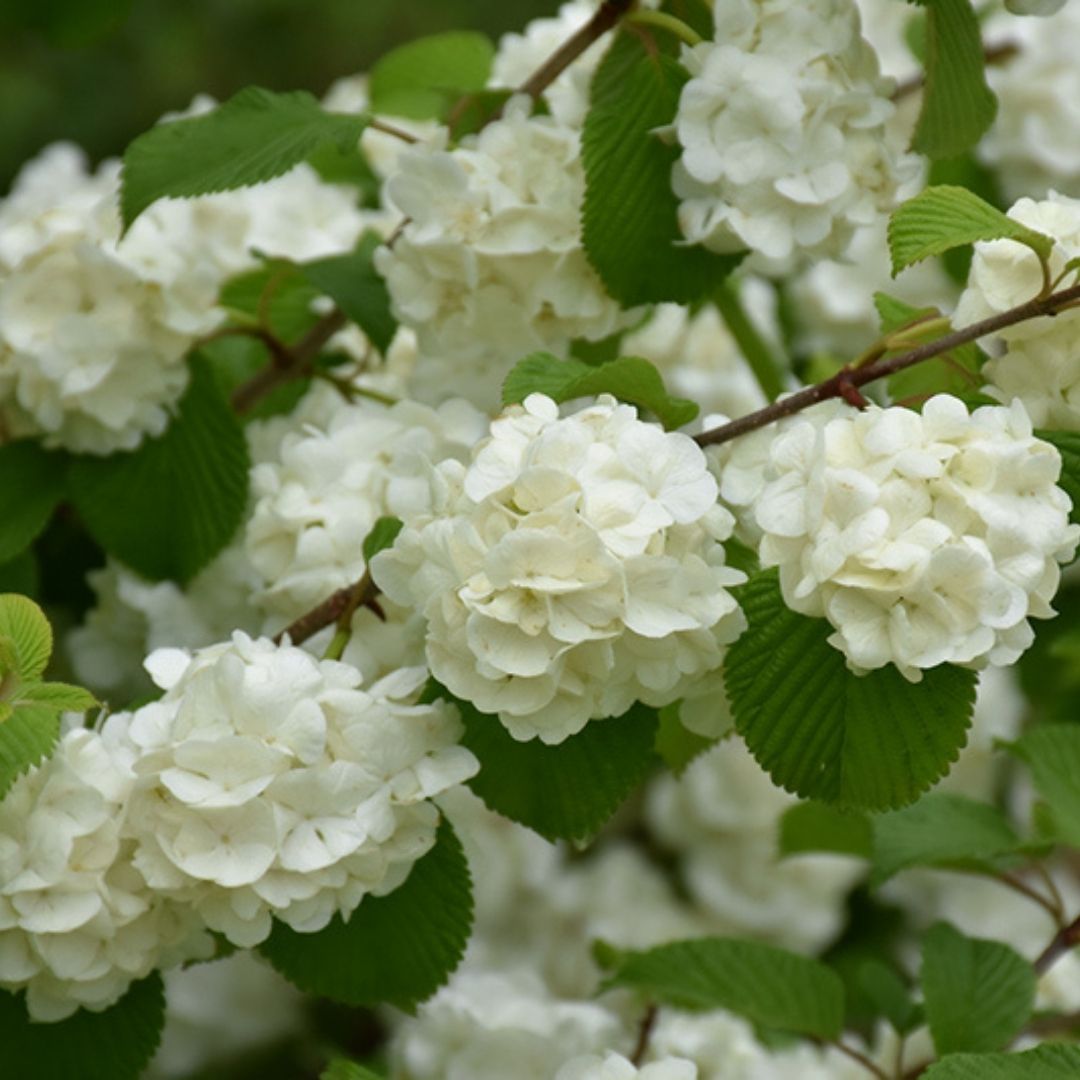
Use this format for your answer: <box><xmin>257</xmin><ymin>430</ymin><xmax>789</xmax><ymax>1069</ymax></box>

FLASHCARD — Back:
<box><xmin>374</xmin><ymin>100</ymin><xmax>632</xmax><ymax>407</ymax></box>
<box><xmin>981</xmin><ymin>2</ymin><xmax>1080</xmax><ymax>201</ymax></box>
<box><xmin>247</xmin><ymin>397</ymin><xmax>487</xmax><ymax>622</ymax></box>
<box><xmin>673</xmin><ymin>0</ymin><xmax>917</xmax><ymax>265</ymax></box>
<box><xmin>646</xmin><ymin>738</ymin><xmax>861</xmax><ymax>952</ymax></box>
<box><xmin>748</xmin><ymin>395</ymin><xmax>1078</xmax><ymax>678</ymax></box>
<box><xmin>0</xmin><ymin>729</ymin><xmax>207</xmax><ymax>1021</ymax></box>
<box><xmin>0</xmin><ymin>129</ymin><xmax>367</xmax><ymax>454</ymax></box>
<box><xmin>556</xmin><ymin>1054</ymin><xmax>698</xmax><ymax>1080</ymax></box>
<box><xmin>373</xmin><ymin>393</ymin><xmax>747</xmax><ymax>744</ymax></box>
<box><xmin>116</xmin><ymin>633</ymin><xmax>476</xmax><ymax>947</ymax></box>
<box><xmin>956</xmin><ymin>192</ymin><xmax>1080</xmax><ymax>431</ymax></box>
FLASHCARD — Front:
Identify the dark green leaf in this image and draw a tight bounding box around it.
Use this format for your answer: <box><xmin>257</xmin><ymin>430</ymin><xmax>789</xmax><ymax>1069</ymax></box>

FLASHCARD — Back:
<box><xmin>362</xmin><ymin>517</ymin><xmax>404</xmax><ymax>564</ymax></box>
<box><xmin>0</xmin><ymin>552</ymin><xmax>38</xmax><ymax>599</ymax></box>
<box><xmin>451</xmin><ymin>691</ymin><xmax>658</xmax><ymax>843</ymax></box>
<box><xmin>582</xmin><ymin>29</ymin><xmax>743</xmax><ymax>306</ymax></box>
<box><xmin>921</xmin><ymin>922</ymin><xmax>1035</xmax><ymax>1054</ymax></box>
<box><xmin>604</xmin><ymin>937</ymin><xmax>845</xmax><ymax>1040</ymax></box>
<box><xmin>857</xmin><ymin>960</ymin><xmax>922</xmax><ymax>1035</ymax></box>
<box><xmin>778</xmin><ymin>802</ymin><xmax>873</xmax><ymax>859</ymax></box>
<box><xmin>724</xmin><ymin>570</ymin><xmax>977</xmax><ymax>810</ymax></box>
<box><xmin>0</xmin><ymin>441</ymin><xmax>66</xmax><ymax>565</ymax></box>
<box><xmin>888</xmin><ymin>186</ymin><xmax>1052</xmax><ymax>275</ymax></box>
<box><xmin>922</xmin><ymin>1045</ymin><xmax>1080</xmax><ymax>1080</ymax></box>
<box><xmin>121</xmin><ymin>87</ymin><xmax>369</xmax><ymax>229</ymax></box>
<box><xmin>260</xmin><ymin>820</ymin><xmax>472</xmax><ymax>1010</ymax></box>
<box><xmin>501</xmin><ymin>353</ymin><xmax>698</xmax><ymax>430</ymax></box>
<box><xmin>1037</xmin><ymin>430</ymin><xmax>1080</xmax><ymax>527</ymax></box>
<box><xmin>871</xmin><ymin>792</ymin><xmax>1022</xmax><ymax>886</ymax></box>
<box><xmin>654</xmin><ymin>702</ymin><xmax>716</xmax><ymax>775</ymax></box>
<box><xmin>369</xmin><ymin>32</ymin><xmax>494</xmax><ymax>120</ymax></box>
<box><xmin>1009</xmin><ymin>725</ymin><xmax>1080</xmax><ymax>847</ymax></box>
<box><xmin>0</xmin><ymin>974</ymin><xmax>164</xmax><ymax>1080</ymax></box>
<box><xmin>299</xmin><ymin>232</ymin><xmax>398</xmax><ymax>354</ymax></box>
<box><xmin>321</xmin><ymin>1062</ymin><xmax>385</xmax><ymax>1080</ymax></box>
<box><xmin>69</xmin><ymin>357</ymin><xmax>250</xmax><ymax>584</ymax></box>
<box><xmin>909</xmin><ymin>0</ymin><xmax>998</xmax><ymax>160</ymax></box>
<box><xmin>219</xmin><ymin>264</ymin><xmax>321</xmax><ymax>343</ymax></box>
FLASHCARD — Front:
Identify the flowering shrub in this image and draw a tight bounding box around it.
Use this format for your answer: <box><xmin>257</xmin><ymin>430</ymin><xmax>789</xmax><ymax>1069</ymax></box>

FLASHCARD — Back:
<box><xmin>3</xmin><ymin>1</ymin><xmax>1080</xmax><ymax>1078</ymax></box>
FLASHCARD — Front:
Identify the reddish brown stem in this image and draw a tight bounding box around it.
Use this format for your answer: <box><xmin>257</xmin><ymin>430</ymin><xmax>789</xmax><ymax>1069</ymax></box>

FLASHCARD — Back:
<box><xmin>1034</xmin><ymin>913</ymin><xmax>1080</xmax><ymax>976</ymax></box>
<box><xmin>272</xmin><ymin>570</ymin><xmax>379</xmax><ymax>648</ymax></box>
<box><xmin>694</xmin><ymin>281</ymin><xmax>1080</xmax><ymax>449</ymax></box>
<box><xmin>630</xmin><ymin>1004</ymin><xmax>658</xmax><ymax>1067</ymax></box>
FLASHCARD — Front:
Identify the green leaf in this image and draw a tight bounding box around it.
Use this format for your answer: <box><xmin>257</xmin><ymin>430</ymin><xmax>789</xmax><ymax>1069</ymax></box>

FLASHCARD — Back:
<box><xmin>1009</xmin><ymin>725</ymin><xmax>1080</xmax><ymax>846</ymax></box>
<box><xmin>921</xmin><ymin>922</ymin><xmax>1036</xmax><ymax>1055</ymax></box>
<box><xmin>369</xmin><ymin>32</ymin><xmax>494</xmax><ymax>120</ymax></box>
<box><xmin>0</xmin><ymin>704</ymin><xmax>60</xmax><ymax>799</ymax></box>
<box><xmin>299</xmin><ymin>232</ymin><xmax>398</xmax><ymax>355</ymax></box>
<box><xmin>889</xmin><ymin>185</ymin><xmax>1052</xmax><ymax>279</ymax></box>
<box><xmin>450</xmin><ymin>691</ymin><xmax>658</xmax><ymax>843</ymax></box>
<box><xmin>0</xmin><ymin>552</ymin><xmax>38</xmax><ymax>599</ymax></box>
<box><xmin>0</xmin><ymin>441</ymin><xmax>66</xmax><ymax>565</ymax></box>
<box><xmin>121</xmin><ymin>87</ymin><xmax>369</xmax><ymax>229</ymax></box>
<box><xmin>219</xmin><ymin>264</ymin><xmax>322</xmax><ymax>343</ymax></box>
<box><xmin>260</xmin><ymin>820</ymin><xmax>472</xmax><ymax>1010</ymax></box>
<box><xmin>909</xmin><ymin>0</ymin><xmax>998</xmax><ymax>160</ymax></box>
<box><xmin>362</xmin><ymin>516</ymin><xmax>404</xmax><ymax>565</ymax></box>
<box><xmin>871</xmin><ymin>792</ymin><xmax>1023</xmax><ymax>886</ymax></box>
<box><xmin>603</xmin><ymin>938</ymin><xmax>845</xmax><ymax>1041</ymax></box>
<box><xmin>778</xmin><ymin>802</ymin><xmax>873</xmax><ymax>859</ymax></box>
<box><xmin>502</xmin><ymin>353</ymin><xmax>699</xmax><ymax>430</ymax></box>
<box><xmin>1036</xmin><ymin>430</ymin><xmax>1080</xmax><ymax>527</ymax></box>
<box><xmin>0</xmin><ymin>593</ymin><xmax>52</xmax><ymax>679</ymax></box>
<box><xmin>321</xmin><ymin>1062</ymin><xmax>384</xmax><ymax>1080</ymax></box>
<box><xmin>724</xmin><ymin>570</ymin><xmax>977</xmax><ymax>810</ymax></box>
<box><xmin>0</xmin><ymin>974</ymin><xmax>165</xmax><ymax>1080</ymax></box>
<box><xmin>922</xmin><ymin>1045</ymin><xmax>1080</xmax><ymax>1080</ymax></box>
<box><xmin>69</xmin><ymin>357</ymin><xmax>250</xmax><ymax>584</ymax></box>
<box><xmin>582</xmin><ymin>29</ymin><xmax>743</xmax><ymax>306</ymax></box>
<box><xmin>654</xmin><ymin>702</ymin><xmax>716</xmax><ymax>775</ymax></box>
<box><xmin>15</xmin><ymin>681</ymin><xmax>97</xmax><ymax>712</ymax></box>
<box><xmin>857</xmin><ymin>959</ymin><xmax>922</xmax><ymax>1035</ymax></box>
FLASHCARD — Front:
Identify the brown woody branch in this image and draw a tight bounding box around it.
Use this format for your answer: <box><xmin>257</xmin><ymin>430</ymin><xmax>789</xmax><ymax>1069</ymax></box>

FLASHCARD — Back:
<box><xmin>272</xmin><ymin>569</ymin><xmax>380</xmax><ymax>648</ymax></box>
<box><xmin>694</xmin><ymin>281</ymin><xmax>1080</xmax><ymax>449</ymax></box>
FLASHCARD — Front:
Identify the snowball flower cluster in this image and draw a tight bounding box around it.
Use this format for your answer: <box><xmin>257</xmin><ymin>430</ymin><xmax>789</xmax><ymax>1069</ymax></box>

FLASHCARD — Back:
<box><xmin>556</xmin><ymin>1054</ymin><xmax>698</xmax><ymax>1080</ymax></box>
<box><xmin>749</xmin><ymin>395</ymin><xmax>1079</xmax><ymax>678</ymax></box>
<box><xmin>673</xmin><ymin>0</ymin><xmax>917</xmax><ymax>265</ymax></box>
<box><xmin>374</xmin><ymin>101</ymin><xmax>633</xmax><ymax>407</ymax></box>
<box><xmin>117</xmin><ymin>633</ymin><xmax>477</xmax><ymax>947</ymax></box>
<box><xmin>0</xmin><ymin>728</ymin><xmax>206</xmax><ymax>1021</ymax></box>
<box><xmin>373</xmin><ymin>393</ymin><xmax>747</xmax><ymax>744</ymax></box>
<box><xmin>955</xmin><ymin>192</ymin><xmax>1080</xmax><ymax>430</ymax></box>
<box><xmin>247</xmin><ymin>397</ymin><xmax>487</xmax><ymax>622</ymax></box>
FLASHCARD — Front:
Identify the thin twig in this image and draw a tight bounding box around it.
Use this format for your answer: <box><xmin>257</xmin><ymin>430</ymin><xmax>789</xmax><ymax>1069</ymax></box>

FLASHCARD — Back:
<box><xmin>829</xmin><ymin>1040</ymin><xmax>890</xmax><ymax>1080</ymax></box>
<box><xmin>630</xmin><ymin>1003</ymin><xmax>658</xmax><ymax>1066</ymax></box>
<box><xmin>996</xmin><ymin>870</ymin><xmax>1067</xmax><ymax>927</ymax></box>
<box><xmin>1034</xmin><ymin>913</ymin><xmax>1080</xmax><ymax>976</ymax></box>
<box><xmin>694</xmin><ymin>281</ymin><xmax>1080</xmax><ymax>449</ymax></box>
<box><xmin>367</xmin><ymin>117</ymin><xmax>420</xmax><ymax>144</ymax></box>
<box><xmin>273</xmin><ymin>570</ymin><xmax>380</xmax><ymax>647</ymax></box>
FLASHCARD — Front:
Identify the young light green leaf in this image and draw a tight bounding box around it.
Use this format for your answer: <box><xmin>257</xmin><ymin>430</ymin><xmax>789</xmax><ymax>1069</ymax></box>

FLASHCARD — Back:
<box><xmin>1036</xmin><ymin>430</ymin><xmax>1080</xmax><ymax>527</ymax></box>
<box><xmin>889</xmin><ymin>186</ymin><xmax>1053</xmax><ymax>276</ymax></box>
<box><xmin>922</xmin><ymin>1044</ymin><xmax>1080</xmax><ymax>1079</ymax></box>
<box><xmin>724</xmin><ymin>570</ymin><xmax>976</xmax><ymax>810</ymax></box>
<box><xmin>0</xmin><ymin>704</ymin><xmax>61</xmax><ymax>799</ymax></box>
<box><xmin>0</xmin><ymin>593</ymin><xmax>52</xmax><ymax>680</ymax></box>
<box><xmin>69</xmin><ymin>357</ymin><xmax>250</xmax><ymax>585</ymax></box>
<box><xmin>921</xmin><ymin>922</ymin><xmax>1036</xmax><ymax>1055</ymax></box>
<box><xmin>121</xmin><ymin>87</ymin><xmax>369</xmax><ymax>229</ymax></box>
<box><xmin>1009</xmin><ymin>725</ymin><xmax>1080</xmax><ymax>846</ymax></box>
<box><xmin>603</xmin><ymin>938</ymin><xmax>845</xmax><ymax>1041</ymax></box>
<box><xmin>260</xmin><ymin>820</ymin><xmax>472</xmax><ymax>1010</ymax></box>
<box><xmin>362</xmin><ymin>516</ymin><xmax>404</xmax><ymax>564</ymax></box>
<box><xmin>0</xmin><ymin>974</ymin><xmax>165</xmax><ymax>1080</ymax></box>
<box><xmin>908</xmin><ymin>0</ymin><xmax>998</xmax><ymax>160</ymax></box>
<box><xmin>0</xmin><ymin>442</ymin><xmax>67</xmax><ymax>566</ymax></box>
<box><xmin>15</xmin><ymin>682</ymin><xmax>97</xmax><ymax>713</ymax></box>
<box><xmin>778</xmin><ymin>802</ymin><xmax>873</xmax><ymax>860</ymax></box>
<box><xmin>871</xmin><ymin>792</ymin><xmax>1023</xmax><ymax>886</ymax></box>
<box><xmin>298</xmin><ymin>232</ymin><xmax>398</xmax><ymax>355</ymax></box>
<box><xmin>368</xmin><ymin>31</ymin><xmax>494</xmax><ymax>120</ymax></box>
<box><xmin>446</xmin><ymin>689</ymin><xmax>657</xmax><ymax>843</ymax></box>
<box><xmin>502</xmin><ymin>353</ymin><xmax>698</xmax><ymax>430</ymax></box>
<box><xmin>582</xmin><ymin>29</ymin><xmax>743</xmax><ymax>306</ymax></box>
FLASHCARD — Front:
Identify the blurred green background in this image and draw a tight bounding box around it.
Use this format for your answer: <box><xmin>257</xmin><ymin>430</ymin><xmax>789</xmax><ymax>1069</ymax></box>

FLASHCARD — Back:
<box><xmin>0</xmin><ymin>0</ymin><xmax>554</xmax><ymax>191</ymax></box>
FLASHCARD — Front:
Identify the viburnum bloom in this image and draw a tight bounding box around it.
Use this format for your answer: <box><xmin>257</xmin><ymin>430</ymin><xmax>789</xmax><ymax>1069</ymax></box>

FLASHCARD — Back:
<box><xmin>555</xmin><ymin>1054</ymin><xmax>698</xmax><ymax>1080</ymax></box>
<box><xmin>373</xmin><ymin>99</ymin><xmax>634</xmax><ymax>406</ymax></box>
<box><xmin>672</xmin><ymin>0</ymin><xmax>917</xmax><ymax>266</ymax></box>
<box><xmin>0</xmin><ymin>728</ymin><xmax>207</xmax><ymax>1022</ymax></box>
<box><xmin>372</xmin><ymin>393</ymin><xmax>747</xmax><ymax>744</ymax></box>
<box><xmin>748</xmin><ymin>395</ymin><xmax>1079</xmax><ymax>679</ymax></box>
<box><xmin>117</xmin><ymin>633</ymin><xmax>477</xmax><ymax>947</ymax></box>
<box><xmin>954</xmin><ymin>192</ymin><xmax>1080</xmax><ymax>430</ymax></box>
